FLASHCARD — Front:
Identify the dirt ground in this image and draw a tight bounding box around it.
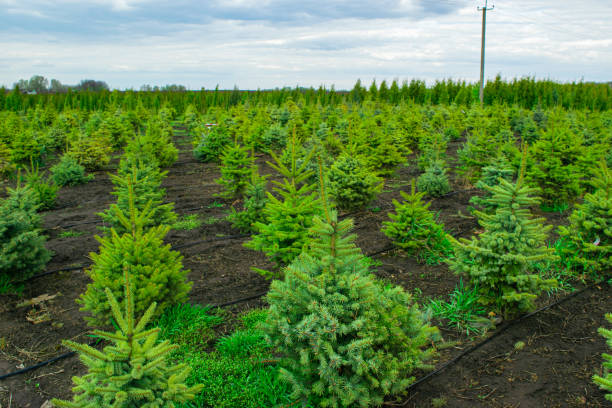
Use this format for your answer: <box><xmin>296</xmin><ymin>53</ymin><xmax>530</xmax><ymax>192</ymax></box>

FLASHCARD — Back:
<box><xmin>0</xmin><ymin>129</ymin><xmax>609</xmax><ymax>407</ymax></box>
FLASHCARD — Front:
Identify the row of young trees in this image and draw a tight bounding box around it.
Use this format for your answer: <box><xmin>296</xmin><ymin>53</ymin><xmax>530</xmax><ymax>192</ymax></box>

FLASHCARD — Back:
<box><xmin>2</xmin><ymin>76</ymin><xmax>610</xmax><ymax>113</ymax></box>
<box><xmin>1</xmin><ymin>93</ymin><xmax>611</xmax><ymax>405</ymax></box>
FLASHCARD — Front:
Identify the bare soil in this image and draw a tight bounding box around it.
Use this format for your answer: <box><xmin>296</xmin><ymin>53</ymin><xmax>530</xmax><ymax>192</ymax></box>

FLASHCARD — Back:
<box><xmin>0</xmin><ymin>130</ymin><xmax>609</xmax><ymax>407</ymax></box>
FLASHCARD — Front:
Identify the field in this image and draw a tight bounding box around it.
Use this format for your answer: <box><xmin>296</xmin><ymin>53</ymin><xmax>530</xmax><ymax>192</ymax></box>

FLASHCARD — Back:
<box><xmin>0</xmin><ymin>83</ymin><xmax>611</xmax><ymax>407</ymax></box>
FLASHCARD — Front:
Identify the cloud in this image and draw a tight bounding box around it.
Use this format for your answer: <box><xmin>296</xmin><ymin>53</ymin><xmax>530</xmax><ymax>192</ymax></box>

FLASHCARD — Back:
<box><xmin>0</xmin><ymin>0</ymin><xmax>610</xmax><ymax>89</ymax></box>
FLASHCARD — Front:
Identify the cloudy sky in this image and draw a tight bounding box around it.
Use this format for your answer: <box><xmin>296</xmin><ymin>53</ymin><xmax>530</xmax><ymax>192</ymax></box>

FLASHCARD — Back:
<box><xmin>1</xmin><ymin>0</ymin><xmax>610</xmax><ymax>90</ymax></box>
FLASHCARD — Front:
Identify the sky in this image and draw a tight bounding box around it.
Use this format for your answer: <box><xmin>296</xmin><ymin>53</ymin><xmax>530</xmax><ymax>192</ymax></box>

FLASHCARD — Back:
<box><xmin>0</xmin><ymin>0</ymin><xmax>611</xmax><ymax>90</ymax></box>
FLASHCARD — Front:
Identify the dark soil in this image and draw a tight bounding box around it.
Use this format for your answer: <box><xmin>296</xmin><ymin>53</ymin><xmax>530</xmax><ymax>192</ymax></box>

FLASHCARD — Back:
<box><xmin>0</xmin><ymin>129</ymin><xmax>609</xmax><ymax>407</ymax></box>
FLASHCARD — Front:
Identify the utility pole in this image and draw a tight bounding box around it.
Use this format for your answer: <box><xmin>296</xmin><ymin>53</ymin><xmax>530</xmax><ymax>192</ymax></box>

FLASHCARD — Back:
<box><xmin>478</xmin><ymin>0</ymin><xmax>494</xmax><ymax>105</ymax></box>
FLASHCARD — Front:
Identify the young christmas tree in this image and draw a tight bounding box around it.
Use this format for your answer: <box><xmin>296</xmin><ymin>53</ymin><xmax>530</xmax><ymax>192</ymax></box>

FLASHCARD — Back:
<box><xmin>0</xmin><ymin>183</ymin><xmax>50</xmax><ymax>289</ymax></box>
<box><xmin>264</xmin><ymin>182</ymin><xmax>439</xmax><ymax>408</ymax></box>
<box><xmin>558</xmin><ymin>160</ymin><xmax>612</xmax><ymax>274</ymax></box>
<box><xmin>469</xmin><ymin>156</ymin><xmax>515</xmax><ymax>212</ymax></box>
<box><xmin>593</xmin><ymin>313</ymin><xmax>612</xmax><ymax>402</ymax></box>
<box><xmin>382</xmin><ymin>180</ymin><xmax>453</xmax><ymax>264</ymax></box>
<box><xmin>80</xmin><ymin>184</ymin><xmax>191</xmax><ymax>327</ymax></box>
<box><xmin>326</xmin><ymin>153</ymin><xmax>382</xmax><ymax>211</ymax></box>
<box><xmin>228</xmin><ymin>168</ymin><xmax>269</xmax><ymax>233</ymax></box>
<box><xmin>526</xmin><ymin>124</ymin><xmax>585</xmax><ymax>207</ymax></box>
<box><xmin>215</xmin><ymin>142</ymin><xmax>254</xmax><ymax>199</ymax></box>
<box><xmin>417</xmin><ymin>161</ymin><xmax>451</xmax><ymax>198</ymax></box>
<box><xmin>449</xmin><ymin>156</ymin><xmax>558</xmax><ymax>319</ymax></box>
<box><xmin>245</xmin><ymin>135</ymin><xmax>323</xmax><ymax>275</ymax></box>
<box><xmin>99</xmin><ymin>162</ymin><xmax>176</xmax><ymax>235</ymax></box>
<box><xmin>53</xmin><ymin>269</ymin><xmax>203</xmax><ymax>407</ymax></box>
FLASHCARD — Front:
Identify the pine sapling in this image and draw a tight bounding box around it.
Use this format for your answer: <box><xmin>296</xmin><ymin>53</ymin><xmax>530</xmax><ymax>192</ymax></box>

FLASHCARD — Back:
<box><xmin>53</xmin><ymin>269</ymin><xmax>203</xmax><ymax>407</ymax></box>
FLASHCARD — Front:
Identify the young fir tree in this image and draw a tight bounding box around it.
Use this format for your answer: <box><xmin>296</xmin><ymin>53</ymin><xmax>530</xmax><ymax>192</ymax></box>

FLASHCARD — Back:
<box><xmin>244</xmin><ymin>136</ymin><xmax>323</xmax><ymax>275</ymax></box>
<box><xmin>264</xmin><ymin>190</ymin><xmax>439</xmax><ymax>408</ymax></box>
<box><xmin>469</xmin><ymin>157</ymin><xmax>515</xmax><ymax>212</ymax></box>
<box><xmin>526</xmin><ymin>124</ymin><xmax>585</xmax><ymax>207</ymax></box>
<box><xmin>417</xmin><ymin>161</ymin><xmax>451</xmax><ymax>198</ymax></box>
<box><xmin>80</xmin><ymin>185</ymin><xmax>191</xmax><ymax>327</ymax></box>
<box><xmin>449</xmin><ymin>160</ymin><xmax>558</xmax><ymax>319</ymax></box>
<box><xmin>124</xmin><ymin>120</ymin><xmax>178</xmax><ymax>168</ymax></box>
<box><xmin>326</xmin><ymin>153</ymin><xmax>383</xmax><ymax>211</ymax></box>
<box><xmin>0</xmin><ymin>183</ymin><xmax>50</xmax><ymax>288</ymax></box>
<box><xmin>53</xmin><ymin>270</ymin><xmax>203</xmax><ymax>408</ymax></box>
<box><xmin>558</xmin><ymin>161</ymin><xmax>612</xmax><ymax>274</ymax></box>
<box><xmin>227</xmin><ymin>168</ymin><xmax>269</xmax><ymax>233</ymax></box>
<box><xmin>382</xmin><ymin>180</ymin><xmax>452</xmax><ymax>264</ymax></box>
<box><xmin>593</xmin><ymin>313</ymin><xmax>612</xmax><ymax>402</ymax></box>
<box><xmin>99</xmin><ymin>162</ymin><xmax>176</xmax><ymax>235</ymax></box>
<box><xmin>215</xmin><ymin>142</ymin><xmax>254</xmax><ymax>199</ymax></box>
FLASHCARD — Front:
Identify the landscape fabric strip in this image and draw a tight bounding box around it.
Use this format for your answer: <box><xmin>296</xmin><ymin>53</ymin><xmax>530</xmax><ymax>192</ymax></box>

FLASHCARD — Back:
<box><xmin>0</xmin><ymin>280</ymin><xmax>603</xmax><ymax>384</ymax></box>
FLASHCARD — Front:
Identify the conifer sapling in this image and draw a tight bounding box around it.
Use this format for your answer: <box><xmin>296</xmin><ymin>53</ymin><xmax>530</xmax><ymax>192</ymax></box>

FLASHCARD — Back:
<box><xmin>558</xmin><ymin>160</ymin><xmax>612</xmax><ymax>274</ymax></box>
<box><xmin>593</xmin><ymin>313</ymin><xmax>612</xmax><ymax>402</ymax></box>
<box><xmin>264</xmin><ymin>174</ymin><xmax>439</xmax><ymax>408</ymax></box>
<box><xmin>449</xmin><ymin>153</ymin><xmax>557</xmax><ymax>318</ymax></box>
<box><xmin>382</xmin><ymin>180</ymin><xmax>452</xmax><ymax>264</ymax></box>
<box><xmin>80</xmin><ymin>183</ymin><xmax>191</xmax><ymax>327</ymax></box>
<box><xmin>53</xmin><ymin>269</ymin><xmax>203</xmax><ymax>407</ymax></box>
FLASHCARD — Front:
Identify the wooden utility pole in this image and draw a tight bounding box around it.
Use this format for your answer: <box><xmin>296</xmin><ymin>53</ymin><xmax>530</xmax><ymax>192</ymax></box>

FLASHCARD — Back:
<box><xmin>478</xmin><ymin>0</ymin><xmax>494</xmax><ymax>105</ymax></box>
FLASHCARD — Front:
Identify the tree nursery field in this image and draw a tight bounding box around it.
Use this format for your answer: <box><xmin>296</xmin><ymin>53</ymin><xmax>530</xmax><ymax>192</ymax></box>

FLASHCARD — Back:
<box><xmin>0</xmin><ymin>79</ymin><xmax>611</xmax><ymax>407</ymax></box>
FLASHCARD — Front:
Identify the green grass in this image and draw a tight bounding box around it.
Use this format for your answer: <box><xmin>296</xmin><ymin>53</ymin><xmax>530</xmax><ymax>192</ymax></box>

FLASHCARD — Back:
<box><xmin>203</xmin><ymin>216</ymin><xmax>224</xmax><ymax>225</ymax></box>
<box><xmin>59</xmin><ymin>230</ymin><xmax>84</xmax><ymax>238</ymax></box>
<box><xmin>429</xmin><ymin>279</ymin><xmax>489</xmax><ymax>336</ymax></box>
<box><xmin>156</xmin><ymin>305</ymin><xmax>296</xmax><ymax>408</ymax></box>
<box><xmin>172</xmin><ymin>214</ymin><xmax>203</xmax><ymax>231</ymax></box>
<box><xmin>206</xmin><ymin>201</ymin><xmax>225</xmax><ymax>209</ymax></box>
<box><xmin>532</xmin><ymin>238</ymin><xmax>582</xmax><ymax>293</ymax></box>
<box><xmin>540</xmin><ymin>202</ymin><xmax>570</xmax><ymax>213</ymax></box>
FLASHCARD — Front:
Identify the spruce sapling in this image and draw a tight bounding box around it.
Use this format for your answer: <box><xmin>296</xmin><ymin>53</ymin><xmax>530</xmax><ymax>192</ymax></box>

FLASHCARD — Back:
<box><xmin>382</xmin><ymin>180</ymin><xmax>452</xmax><ymax>264</ymax></box>
<box><xmin>245</xmin><ymin>133</ymin><xmax>323</xmax><ymax>274</ymax></box>
<box><xmin>53</xmin><ymin>269</ymin><xmax>203</xmax><ymax>407</ymax></box>
<box><xmin>417</xmin><ymin>161</ymin><xmax>451</xmax><ymax>198</ymax></box>
<box><xmin>0</xmin><ymin>183</ymin><xmax>50</xmax><ymax>289</ymax></box>
<box><xmin>80</xmin><ymin>183</ymin><xmax>191</xmax><ymax>327</ymax></box>
<box><xmin>215</xmin><ymin>142</ymin><xmax>254</xmax><ymax>199</ymax></box>
<box><xmin>593</xmin><ymin>313</ymin><xmax>612</xmax><ymax>402</ymax></box>
<box><xmin>99</xmin><ymin>162</ymin><xmax>176</xmax><ymax>235</ymax></box>
<box><xmin>449</xmin><ymin>154</ymin><xmax>557</xmax><ymax>319</ymax></box>
<box><xmin>558</xmin><ymin>160</ymin><xmax>612</xmax><ymax>274</ymax></box>
<box><xmin>326</xmin><ymin>153</ymin><xmax>382</xmax><ymax>211</ymax></box>
<box><xmin>264</xmin><ymin>170</ymin><xmax>439</xmax><ymax>408</ymax></box>
<box><xmin>228</xmin><ymin>167</ymin><xmax>268</xmax><ymax>233</ymax></box>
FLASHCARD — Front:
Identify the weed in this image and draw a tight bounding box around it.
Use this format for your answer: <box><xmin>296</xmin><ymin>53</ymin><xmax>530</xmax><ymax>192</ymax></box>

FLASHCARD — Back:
<box><xmin>59</xmin><ymin>230</ymin><xmax>83</xmax><ymax>238</ymax></box>
<box><xmin>206</xmin><ymin>201</ymin><xmax>225</xmax><ymax>209</ymax></box>
<box><xmin>156</xmin><ymin>304</ymin><xmax>296</xmax><ymax>408</ymax></box>
<box><xmin>429</xmin><ymin>279</ymin><xmax>488</xmax><ymax>335</ymax></box>
<box><xmin>172</xmin><ymin>214</ymin><xmax>202</xmax><ymax>231</ymax></box>
<box><xmin>540</xmin><ymin>202</ymin><xmax>570</xmax><ymax>214</ymax></box>
<box><xmin>203</xmin><ymin>216</ymin><xmax>223</xmax><ymax>225</ymax></box>
<box><xmin>361</xmin><ymin>256</ymin><xmax>383</xmax><ymax>268</ymax></box>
